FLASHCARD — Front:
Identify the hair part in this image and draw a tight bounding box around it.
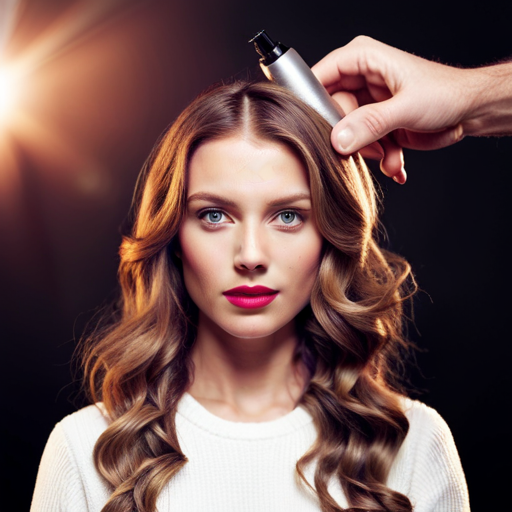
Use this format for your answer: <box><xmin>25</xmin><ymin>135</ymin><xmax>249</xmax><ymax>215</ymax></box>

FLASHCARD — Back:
<box><xmin>80</xmin><ymin>80</ymin><xmax>416</xmax><ymax>512</ymax></box>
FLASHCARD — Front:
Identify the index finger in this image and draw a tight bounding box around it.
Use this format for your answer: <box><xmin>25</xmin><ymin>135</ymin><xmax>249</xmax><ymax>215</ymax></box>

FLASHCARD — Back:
<box><xmin>311</xmin><ymin>36</ymin><xmax>378</xmax><ymax>89</ymax></box>
<box><xmin>312</xmin><ymin>35</ymin><xmax>397</xmax><ymax>90</ymax></box>
<box><xmin>312</xmin><ymin>48</ymin><xmax>367</xmax><ymax>90</ymax></box>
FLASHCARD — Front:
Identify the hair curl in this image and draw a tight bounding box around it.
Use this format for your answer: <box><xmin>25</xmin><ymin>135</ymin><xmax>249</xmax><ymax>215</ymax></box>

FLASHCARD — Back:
<box><xmin>80</xmin><ymin>81</ymin><xmax>416</xmax><ymax>512</ymax></box>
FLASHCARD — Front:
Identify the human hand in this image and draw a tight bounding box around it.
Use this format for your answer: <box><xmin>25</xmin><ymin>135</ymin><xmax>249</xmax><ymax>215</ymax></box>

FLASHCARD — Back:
<box><xmin>312</xmin><ymin>36</ymin><xmax>472</xmax><ymax>184</ymax></box>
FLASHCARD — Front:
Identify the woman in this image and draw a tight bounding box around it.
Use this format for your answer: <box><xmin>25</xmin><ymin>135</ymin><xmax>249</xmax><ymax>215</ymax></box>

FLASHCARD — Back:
<box><xmin>31</xmin><ymin>81</ymin><xmax>470</xmax><ymax>512</ymax></box>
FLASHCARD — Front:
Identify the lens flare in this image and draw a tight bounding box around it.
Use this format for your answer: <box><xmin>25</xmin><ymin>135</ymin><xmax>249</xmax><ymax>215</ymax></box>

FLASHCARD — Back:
<box><xmin>0</xmin><ymin>66</ymin><xmax>19</xmax><ymax>122</ymax></box>
<box><xmin>0</xmin><ymin>0</ymin><xmax>140</xmax><ymax>202</ymax></box>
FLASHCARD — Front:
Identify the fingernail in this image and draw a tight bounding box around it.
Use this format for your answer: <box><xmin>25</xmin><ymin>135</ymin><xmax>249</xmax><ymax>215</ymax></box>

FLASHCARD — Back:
<box><xmin>337</xmin><ymin>127</ymin><xmax>355</xmax><ymax>152</ymax></box>
<box><xmin>392</xmin><ymin>169</ymin><xmax>407</xmax><ymax>185</ymax></box>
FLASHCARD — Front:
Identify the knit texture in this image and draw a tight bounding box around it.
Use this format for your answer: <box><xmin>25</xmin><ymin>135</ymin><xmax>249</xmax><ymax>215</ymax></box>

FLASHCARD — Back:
<box><xmin>30</xmin><ymin>394</ymin><xmax>470</xmax><ymax>512</ymax></box>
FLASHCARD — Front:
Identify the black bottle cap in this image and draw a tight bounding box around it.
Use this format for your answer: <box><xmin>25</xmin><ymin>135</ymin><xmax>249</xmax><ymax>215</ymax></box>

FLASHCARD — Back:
<box><xmin>249</xmin><ymin>30</ymin><xmax>289</xmax><ymax>66</ymax></box>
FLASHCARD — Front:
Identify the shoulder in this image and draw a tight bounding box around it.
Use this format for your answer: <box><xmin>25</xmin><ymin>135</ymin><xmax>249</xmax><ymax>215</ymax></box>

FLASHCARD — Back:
<box><xmin>49</xmin><ymin>403</ymin><xmax>111</xmax><ymax>463</ymax></box>
<box><xmin>401</xmin><ymin>397</ymin><xmax>452</xmax><ymax>441</ymax></box>
<box><xmin>398</xmin><ymin>397</ymin><xmax>461</xmax><ymax>466</ymax></box>
<box><xmin>55</xmin><ymin>402</ymin><xmax>110</xmax><ymax>434</ymax></box>
<box><xmin>389</xmin><ymin>397</ymin><xmax>470</xmax><ymax>512</ymax></box>
<box><xmin>58</xmin><ymin>402</ymin><xmax>110</xmax><ymax>434</ymax></box>
<box><xmin>31</xmin><ymin>404</ymin><xmax>112</xmax><ymax>511</ymax></box>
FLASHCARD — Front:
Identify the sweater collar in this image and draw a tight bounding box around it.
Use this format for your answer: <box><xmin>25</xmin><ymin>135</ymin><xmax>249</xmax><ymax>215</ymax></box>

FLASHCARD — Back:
<box><xmin>177</xmin><ymin>392</ymin><xmax>314</xmax><ymax>440</ymax></box>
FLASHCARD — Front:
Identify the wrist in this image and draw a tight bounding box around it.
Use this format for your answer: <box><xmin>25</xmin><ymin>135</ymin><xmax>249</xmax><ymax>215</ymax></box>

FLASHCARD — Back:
<box><xmin>460</xmin><ymin>63</ymin><xmax>512</xmax><ymax>137</ymax></box>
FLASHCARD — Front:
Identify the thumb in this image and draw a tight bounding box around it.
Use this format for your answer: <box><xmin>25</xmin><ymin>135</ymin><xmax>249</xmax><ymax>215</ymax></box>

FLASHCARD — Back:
<box><xmin>331</xmin><ymin>97</ymin><xmax>404</xmax><ymax>154</ymax></box>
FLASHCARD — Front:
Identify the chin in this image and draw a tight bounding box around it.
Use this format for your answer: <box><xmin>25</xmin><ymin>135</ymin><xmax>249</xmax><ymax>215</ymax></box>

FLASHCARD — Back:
<box><xmin>220</xmin><ymin>323</ymin><xmax>284</xmax><ymax>340</ymax></box>
<box><xmin>210</xmin><ymin>314</ymin><xmax>295</xmax><ymax>341</ymax></box>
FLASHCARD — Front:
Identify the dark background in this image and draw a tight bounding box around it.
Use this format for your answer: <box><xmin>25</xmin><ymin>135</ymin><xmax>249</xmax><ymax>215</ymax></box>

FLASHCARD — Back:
<box><xmin>1</xmin><ymin>0</ymin><xmax>510</xmax><ymax>510</ymax></box>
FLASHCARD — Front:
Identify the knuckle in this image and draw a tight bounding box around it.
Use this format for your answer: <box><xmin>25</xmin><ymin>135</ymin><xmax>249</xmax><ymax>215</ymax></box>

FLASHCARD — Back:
<box><xmin>352</xmin><ymin>35</ymin><xmax>373</xmax><ymax>46</ymax></box>
<box><xmin>361</xmin><ymin>108</ymin><xmax>390</xmax><ymax>138</ymax></box>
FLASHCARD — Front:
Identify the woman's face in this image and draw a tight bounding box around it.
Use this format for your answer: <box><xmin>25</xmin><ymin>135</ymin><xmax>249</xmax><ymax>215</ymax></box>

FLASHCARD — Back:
<box><xmin>178</xmin><ymin>135</ymin><xmax>323</xmax><ymax>340</ymax></box>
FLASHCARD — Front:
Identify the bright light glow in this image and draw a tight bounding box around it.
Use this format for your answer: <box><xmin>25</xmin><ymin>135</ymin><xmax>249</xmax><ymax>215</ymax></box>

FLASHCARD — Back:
<box><xmin>0</xmin><ymin>0</ymin><xmax>20</xmax><ymax>56</ymax></box>
<box><xmin>0</xmin><ymin>0</ymin><xmax>140</xmax><ymax>203</ymax></box>
<box><xmin>0</xmin><ymin>67</ymin><xmax>19</xmax><ymax>121</ymax></box>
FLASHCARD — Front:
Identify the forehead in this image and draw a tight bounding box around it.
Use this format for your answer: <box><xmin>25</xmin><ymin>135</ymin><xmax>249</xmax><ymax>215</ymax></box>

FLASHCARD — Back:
<box><xmin>187</xmin><ymin>136</ymin><xmax>309</xmax><ymax>196</ymax></box>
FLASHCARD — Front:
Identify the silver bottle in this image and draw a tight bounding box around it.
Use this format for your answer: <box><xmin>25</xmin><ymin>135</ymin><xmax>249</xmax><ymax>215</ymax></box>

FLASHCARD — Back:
<box><xmin>250</xmin><ymin>30</ymin><xmax>345</xmax><ymax>127</ymax></box>
<box><xmin>250</xmin><ymin>30</ymin><xmax>384</xmax><ymax>160</ymax></box>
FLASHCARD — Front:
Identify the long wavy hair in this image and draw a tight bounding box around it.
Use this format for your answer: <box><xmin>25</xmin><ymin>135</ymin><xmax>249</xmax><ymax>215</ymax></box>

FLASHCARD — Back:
<box><xmin>80</xmin><ymin>80</ymin><xmax>416</xmax><ymax>512</ymax></box>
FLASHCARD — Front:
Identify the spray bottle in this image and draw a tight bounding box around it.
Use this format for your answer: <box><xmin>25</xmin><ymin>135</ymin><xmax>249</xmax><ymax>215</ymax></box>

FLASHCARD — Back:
<box><xmin>249</xmin><ymin>30</ymin><xmax>384</xmax><ymax>158</ymax></box>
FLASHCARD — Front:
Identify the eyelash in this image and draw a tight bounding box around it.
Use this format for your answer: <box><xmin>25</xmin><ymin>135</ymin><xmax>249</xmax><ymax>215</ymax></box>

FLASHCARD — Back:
<box><xmin>197</xmin><ymin>208</ymin><xmax>304</xmax><ymax>231</ymax></box>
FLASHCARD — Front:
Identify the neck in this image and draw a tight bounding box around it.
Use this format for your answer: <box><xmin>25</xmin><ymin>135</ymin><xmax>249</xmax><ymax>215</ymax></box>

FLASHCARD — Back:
<box><xmin>187</xmin><ymin>313</ymin><xmax>308</xmax><ymax>421</ymax></box>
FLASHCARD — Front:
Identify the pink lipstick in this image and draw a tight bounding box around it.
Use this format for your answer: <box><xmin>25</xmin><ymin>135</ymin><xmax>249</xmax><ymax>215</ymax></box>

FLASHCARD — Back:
<box><xmin>223</xmin><ymin>285</ymin><xmax>279</xmax><ymax>309</ymax></box>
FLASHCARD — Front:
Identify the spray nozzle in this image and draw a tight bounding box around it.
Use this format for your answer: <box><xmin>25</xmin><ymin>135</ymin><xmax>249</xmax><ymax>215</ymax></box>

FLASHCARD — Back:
<box><xmin>249</xmin><ymin>30</ymin><xmax>288</xmax><ymax>65</ymax></box>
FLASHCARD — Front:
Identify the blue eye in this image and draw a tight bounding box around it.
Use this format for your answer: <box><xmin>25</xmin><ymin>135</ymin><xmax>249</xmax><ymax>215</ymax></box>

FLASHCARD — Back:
<box><xmin>206</xmin><ymin>211</ymin><xmax>223</xmax><ymax>223</ymax></box>
<box><xmin>280</xmin><ymin>211</ymin><xmax>296</xmax><ymax>224</ymax></box>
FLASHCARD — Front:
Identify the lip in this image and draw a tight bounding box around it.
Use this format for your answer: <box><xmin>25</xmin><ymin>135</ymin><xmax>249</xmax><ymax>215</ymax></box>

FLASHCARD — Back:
<box><xmin>223</xmin><ymin>285</ymin><xmax>279</xmax><ymax>309</ymax></box>
<box><xmin>223</xmin><ymin>285</ymin><xmax>278</xmax><ymax>295</ymax></box>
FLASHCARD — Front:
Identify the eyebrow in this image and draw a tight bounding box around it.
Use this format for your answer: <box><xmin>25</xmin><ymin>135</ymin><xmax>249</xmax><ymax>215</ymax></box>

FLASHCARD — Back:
<box><xmin>187</xmin><ymin>192</ymin><xmax>311</xmax><ymax>207</ymax></box>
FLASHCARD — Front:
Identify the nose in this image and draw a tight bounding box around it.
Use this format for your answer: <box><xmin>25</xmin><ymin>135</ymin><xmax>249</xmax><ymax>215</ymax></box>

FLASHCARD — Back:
<box><xmin>233</xmin><ymin>222</ymin><xmax>269</xmax><ymax>272</ymax></box>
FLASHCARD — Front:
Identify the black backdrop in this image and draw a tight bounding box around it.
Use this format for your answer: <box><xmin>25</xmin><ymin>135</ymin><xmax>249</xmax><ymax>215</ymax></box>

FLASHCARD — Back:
<box><xmin>1</xmin><ymin>0</ymin><xmax>510</xmax><ymax>510</ymax></box>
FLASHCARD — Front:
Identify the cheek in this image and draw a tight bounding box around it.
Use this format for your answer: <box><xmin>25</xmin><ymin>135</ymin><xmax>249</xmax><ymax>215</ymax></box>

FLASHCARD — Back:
<box><xmin>296</xmin><ymin>244</ymin><xmax>322</xmax><ymax>288</ymax></box>
<box><xmin>282</xmin><ymin>231</ymin><xmax>323</xmax><ymax>277</ymax></box>
<box><xmin>178</xmin><ymin>225</ymin><xmax>226</xmax><ymax>297</ymax></box>
<box><xmin>271</xmin><ymin>230</ymin><xmax>322</xmax><ymax>306</ymax></box>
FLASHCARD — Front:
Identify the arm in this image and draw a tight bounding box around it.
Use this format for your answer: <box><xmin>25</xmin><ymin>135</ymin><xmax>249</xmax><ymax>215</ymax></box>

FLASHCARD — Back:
<box><xmin>312</xmin><ymin>36</ymin><xmax>512</xmax><ymax>183</ymax></box>
<box><xmin>461</xmin><ymin>63</ymin><xmax>512</xmax><ymax>137</ymax></box>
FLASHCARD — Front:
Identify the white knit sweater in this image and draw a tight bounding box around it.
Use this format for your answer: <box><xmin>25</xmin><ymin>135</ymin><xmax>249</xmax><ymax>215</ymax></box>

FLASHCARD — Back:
<box><xmin>30</xmin><ymin>393</ymin><xmax>470</xmax><ymax>512</ymax></box>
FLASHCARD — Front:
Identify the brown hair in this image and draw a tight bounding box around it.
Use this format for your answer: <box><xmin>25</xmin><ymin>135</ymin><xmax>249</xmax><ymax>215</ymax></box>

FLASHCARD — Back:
<box><xmin>81</xmin><ymin>81</ymin><xmax>416</xmax><ymax>512</ymax></box>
